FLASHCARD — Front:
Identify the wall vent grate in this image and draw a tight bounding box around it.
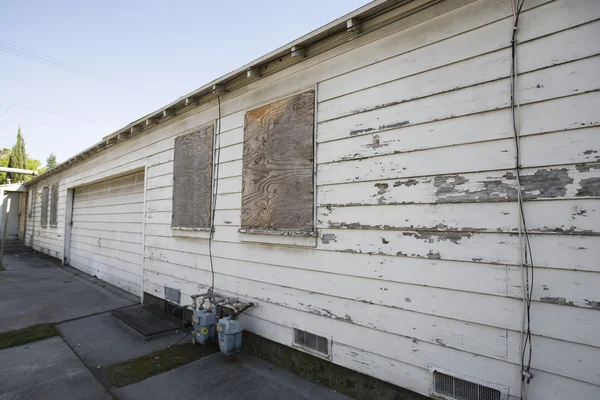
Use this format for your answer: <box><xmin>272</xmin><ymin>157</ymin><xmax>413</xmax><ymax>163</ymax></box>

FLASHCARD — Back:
<box><xmin>164</xmin><ymin>287</ymin><xmax>181</xmax><ymax>304</ymax></box>
<box><xmin>433</xmin><ymin>370</ymin><xmax>502</xmax><ymax>400</ymax></box>
<box><xmin>293</xmin><ymin>328</ymin><xmax>329</xmax><ymax>357</ymax></box>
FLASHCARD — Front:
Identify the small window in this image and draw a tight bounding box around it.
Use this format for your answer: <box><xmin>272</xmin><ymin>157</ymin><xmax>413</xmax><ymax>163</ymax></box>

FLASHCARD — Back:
<box><xmin>50</xmin><ymin>182</ymin><xmax>59</xmax><ymax>227</ymax></box>
<box><xmin>40</xmin><ymin>186</ymin><xmax>49</xmax><ymax>227</ymax></box>
<box><xmin>241</xmin><ymin>90</ymin><xmax>315</xmax><ymax>234</ymax></box>
<box><xmin>172</xmin><ymin>124</ymin><xmax>214</xmax><ymax>229</ymax></box>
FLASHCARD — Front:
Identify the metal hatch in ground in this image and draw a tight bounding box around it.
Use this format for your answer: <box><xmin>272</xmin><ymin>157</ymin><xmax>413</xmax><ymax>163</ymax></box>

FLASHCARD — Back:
<box><xmin>111</xmin><ymin>305</ymin><xmax>183</xmax><ymax>338</ymax></box>
<box><xmin>68</xmin><ymin>171</ymin><xmax>145</xmax><ymax>296</ymax></box>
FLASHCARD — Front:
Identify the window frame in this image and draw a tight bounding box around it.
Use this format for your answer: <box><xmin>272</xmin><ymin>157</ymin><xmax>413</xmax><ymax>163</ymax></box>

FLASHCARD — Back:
<box><xmin>239</xmin><ymin>88</ymin><xmax>318</xmax><ymax>238</ymax></box>
<box><xmin>40</xmin><ymin>186</ymin><xmax>49</xmax><ymax>227</ymax></box>
<box><xmin>49</xmin><ymin>182</ymin><xmax>59</xmax><ymax>227</ymax></box>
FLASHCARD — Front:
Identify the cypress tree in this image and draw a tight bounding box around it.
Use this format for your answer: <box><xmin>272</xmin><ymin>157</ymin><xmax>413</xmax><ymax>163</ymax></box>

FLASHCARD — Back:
<box><xmin>7</xmin><ymin>127</ymin><xmax>28</xmax><ymax>183</ymax></box>
<box><xmin>46</xmin><ymin>153</ymin><xmax>57</xmax><ymax>170</ymax></box>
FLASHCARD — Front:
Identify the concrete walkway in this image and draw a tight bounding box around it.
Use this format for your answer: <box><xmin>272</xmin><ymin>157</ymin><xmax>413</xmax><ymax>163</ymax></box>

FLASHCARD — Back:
<box><xmin>0</xmin><ymin>253</ymin><xmax>136</xmax><ymax>332</ymax></box>
<box><xmin>0</xmin><ymin>253</ymin><xmax>350</xmax><ymax>400</ymax></box>
<box><xmin>0</xmin><ymin>337</ymin><xmax>111</xmax><ymax>400</ymax></box>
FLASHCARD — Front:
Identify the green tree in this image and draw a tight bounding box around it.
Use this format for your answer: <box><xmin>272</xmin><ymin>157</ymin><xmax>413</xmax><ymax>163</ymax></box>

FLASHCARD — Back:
<box><xmin>7</xmin><ymin>127</ymin><xmax>27</xmax><ymax>183</ymax></box>
<box><xmin>28</xmin><ymin>158</ymin><xmax>45</xmax><ymax>178</ymax></box>
<box><xmin>0</xmin><ymin>148</ymin><xmax>11</xmax><ymax>184</ymax></box>
<box><xmin>46</xmin><ymin>153</ymin><xmax>57</xmax><ymax>170</ymax></box>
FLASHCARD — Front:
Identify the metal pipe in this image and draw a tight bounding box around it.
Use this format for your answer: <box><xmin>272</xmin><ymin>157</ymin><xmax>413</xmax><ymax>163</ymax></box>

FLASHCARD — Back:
<box><xmin>0</xmin><ymin>167</ymin><xmax>38</xmax><ymax>175</ymax></box>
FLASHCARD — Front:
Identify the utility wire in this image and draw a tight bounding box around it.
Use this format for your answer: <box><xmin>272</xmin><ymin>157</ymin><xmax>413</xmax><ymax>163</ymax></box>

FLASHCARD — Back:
<box><xmin>208</xmin><ymin>95</ymin><xmax>223</xmax><ymax>297</ymax></box>
<box><xmin>511</xmin><ymin>1</ymin><xmax>534</xmax><ymax>399</ymax></box>
<box><xmin>1</xmin><ymin>101</ymin><xmax>112</xmax><ymax>126</ymax></box>
<box><xmin>0</xmin><ymin>41</ymin><xmax>134</xmax><ymax>87</ymax></box>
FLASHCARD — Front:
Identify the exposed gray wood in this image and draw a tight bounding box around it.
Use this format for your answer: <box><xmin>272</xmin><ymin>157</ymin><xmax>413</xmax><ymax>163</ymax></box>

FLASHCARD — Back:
<box><xmin>241</xmin><ymin>90</ymin><xmax>315</xmax><ymax>232</ymax></box>
<box><xmin>50</xmin><ymin>182</ymin><xmax>59</xmax><ymax>226</ymax></box>
<box><xmin>172</xmin><ymin>124</ymin><xmax>214</xmax><ymax>228</ymax></box>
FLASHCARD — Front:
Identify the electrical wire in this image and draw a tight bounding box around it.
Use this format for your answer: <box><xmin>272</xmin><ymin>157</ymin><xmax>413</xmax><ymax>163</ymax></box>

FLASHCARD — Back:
<box><xmin>0</xmin><ymin>41</ymin><xmax>133</xmax><ymax>86</ymax></box>
<box><xmin>2</xmin><ymin>101</ymin><xmax>112</xmax><ymax>126</ymax></box>
<box><xmin>511</xmin><ymin>1</ymin><xmax>534</xmax><ymax>399</ymax></box>
<box><xmin>208</xmin><ymin>95</ymin><xmax>223</xmax><ymax>297</ymax></box>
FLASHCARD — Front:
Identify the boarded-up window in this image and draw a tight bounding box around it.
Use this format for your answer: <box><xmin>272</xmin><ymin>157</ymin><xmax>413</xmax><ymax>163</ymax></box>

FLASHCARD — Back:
<box><xmin>172</xmin><ymin>124</ymin><xmax>214</xmax><ymax>228</ymax></box>
<box><xmin>241</xmin><ymin>90</ymin><xmax>315</xmax><ymax>233</ymax></box>
<box><xmin>50</xmin><ymin>182</ymin><xmax>59</xmax><ymax>227</ymax></box>
<box><xmin>41</xmin><ymin>186</ymin><xmax>49</xmax><ymax>227</ymax></box>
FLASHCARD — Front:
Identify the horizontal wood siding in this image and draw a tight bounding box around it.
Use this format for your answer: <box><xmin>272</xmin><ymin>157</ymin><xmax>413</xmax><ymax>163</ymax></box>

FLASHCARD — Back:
<box><xmin>24</xmin><ymin>1</ymin><xmax>600</xmax><ymax>399</ymax></box>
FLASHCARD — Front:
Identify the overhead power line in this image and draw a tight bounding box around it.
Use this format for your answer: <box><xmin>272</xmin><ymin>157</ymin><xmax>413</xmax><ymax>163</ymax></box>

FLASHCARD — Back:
<box><xmin>2</xmin><ymin>101</ymin><xmax>112</xmax><ymax>126</ymax></box>
<box><xmin>0</xmin><ymin>40</ymin><xmax>134</xmax><ymax>87</ymax></box>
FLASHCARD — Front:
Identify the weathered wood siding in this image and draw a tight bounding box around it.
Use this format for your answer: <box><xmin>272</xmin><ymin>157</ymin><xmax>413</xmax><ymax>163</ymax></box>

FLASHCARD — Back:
<box><xmin>25</xmin><ymin>1</ymin><xmax>600</xmax><ymax>399</ymax></box>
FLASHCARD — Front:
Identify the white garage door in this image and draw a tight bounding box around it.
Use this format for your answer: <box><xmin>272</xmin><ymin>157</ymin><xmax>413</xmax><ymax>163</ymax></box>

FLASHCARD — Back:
<box><xmin>69</xmin><ymin>171</ymin><xmax>145</xmax><ymax>295</ymax></box>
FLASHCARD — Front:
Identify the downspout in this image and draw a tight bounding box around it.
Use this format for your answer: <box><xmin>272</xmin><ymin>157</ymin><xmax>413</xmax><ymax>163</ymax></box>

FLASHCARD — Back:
<box><xmin>140</xmin><ymin>163</ymin><xmax>149</xmax><ymax>304</ymax></box>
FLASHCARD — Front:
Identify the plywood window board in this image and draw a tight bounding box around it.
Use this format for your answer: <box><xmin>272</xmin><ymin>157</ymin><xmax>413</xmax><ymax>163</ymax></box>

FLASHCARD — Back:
<box><xmin>171</xmin><ymin>124</ymin><xmax>214</xmax><ymax>230</ymax></box>
<box><xmin>241</xmin><ymin>90</ymin><xmax>315</xmax><ymax>235</ymax></box>
<box><xmin>50</xmin><ymin>182</ymin><xmax>59</xmax><ymax>227</ymax></box>
<box><xmin>40</xmin><ymin>186</ymin><xmax>49</xmax><ymax>227</ymax></box>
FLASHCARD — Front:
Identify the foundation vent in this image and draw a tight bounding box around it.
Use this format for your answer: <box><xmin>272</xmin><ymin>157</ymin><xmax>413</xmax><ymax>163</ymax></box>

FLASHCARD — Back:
<box><xmin>164</xmin><ymin>287</ymin><xmax>181</xmax><ymax>304</ymax></box>
<box><xmin>293</xmin><ymin>328</ymin><xmax>330</xmax><ymax>358</ymax></box>
<box><xmin>430</xmin><ymin>366</ymin><xmax>508</xmax><ymax>400</ymax></box>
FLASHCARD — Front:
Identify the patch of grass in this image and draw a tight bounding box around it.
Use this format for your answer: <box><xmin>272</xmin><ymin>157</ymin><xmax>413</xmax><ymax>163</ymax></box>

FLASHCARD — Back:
<box><xmin>0</xmin><ymin>265</ymin><xmax>5</xmax><ymax>271</ymax></box>
<box><xmin>0</xmin><ymin>323</ymin><xmax>60</xmax><ymax>349</ymax></box>
<box><xmin>106</xmin><ymin>342</ymin><xmax>218</xmax><ymax>387</ymax></box>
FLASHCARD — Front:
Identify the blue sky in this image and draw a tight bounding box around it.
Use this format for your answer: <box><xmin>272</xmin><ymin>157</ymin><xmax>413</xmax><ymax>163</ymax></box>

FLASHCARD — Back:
<box><xmin>0</xmin><ymin>0</ymin><xmax>368</xmax><ymax>164</ymax></box>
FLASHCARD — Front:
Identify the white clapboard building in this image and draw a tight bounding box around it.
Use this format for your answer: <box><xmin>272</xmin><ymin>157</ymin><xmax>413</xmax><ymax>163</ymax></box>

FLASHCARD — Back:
<box><xmin>23</xmin><ymin>1</ymin><xmax>600</xmax><ymax>399</ymax></box>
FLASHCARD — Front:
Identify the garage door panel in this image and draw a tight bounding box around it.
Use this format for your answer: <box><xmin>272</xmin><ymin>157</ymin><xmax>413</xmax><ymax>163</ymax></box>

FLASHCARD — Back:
<box><xmin>73</xmin><ymin>202</ymin><xmax>143</xmax><ymax>216</ymax></box>
<box><xmin>70</xmin><ymin>241</ymin><xmax>142</xmax><ymax>263</ymax></box>
<box><xmin>75</xmin><ymin>185</ymin><xmax>143</xmax><ymax>201</ymax></box>
<box><xmin>72</xmin><ymin>212</ymin><xmax>143</xmax><ymax>224</ymax></box>
<box><xmin>70</xmin><ymin>236</ymin><xmax>142</xmax><ymax>254</ymax></box>
<box><xmin>69</xmin><ymin>250</ymin><xmax>141</xmax><ymax>276</ymax></box>
<box><xmin>72</xmin><ymin>221</ymin><xmax>143</xmax><ymax>234</ymax></box>
<box><xmin>70</xmin><ymin>227</ymin><xmax>142</xmax><ymax>244</ymax></box>
<box><xmin>69</xmin><ymin>171</ymin><xmax>144</xmax><ymax>296</ymax></box>
<box><xmin>75</xmin><ymin>174</ymin><xmax>143</xmax><ymax>196</ymax></box>
<box><xmin>69</xmin><ymin>254</ymin><xmax>140</xmax><ymax>294</ymax></box>
<box><xmin>72</xmin><ymin>193</ymin><xmax>146</xmax><ymax>209</ymax></box>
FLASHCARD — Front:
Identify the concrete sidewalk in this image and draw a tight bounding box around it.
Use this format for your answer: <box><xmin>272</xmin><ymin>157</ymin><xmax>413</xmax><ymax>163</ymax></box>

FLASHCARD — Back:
<box><xmin>114</xmin><ymin>352</ymin><xmax>350</xmax><ymax>400</ymax></box>
<box><xmin>0</xmin><ymin>253</ymin><xmax>136</xmax><ymax>332</ymax></box>
<box><xmin>0</xmin><ymin>252</ymin><xmax>351</xmax><ymax>400</ymax></box>
<box><xmin>0</xmin><ymin>337</ymin><xmax>111</xmax><ymax>400</ymax></box>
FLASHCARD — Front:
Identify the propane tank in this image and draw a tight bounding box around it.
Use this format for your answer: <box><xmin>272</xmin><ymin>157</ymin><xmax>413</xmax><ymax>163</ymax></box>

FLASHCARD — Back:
<box><xmin>216</xmin><ymin>316</ymin><xmax>243</xmax><ymax>355</ymax></box>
